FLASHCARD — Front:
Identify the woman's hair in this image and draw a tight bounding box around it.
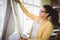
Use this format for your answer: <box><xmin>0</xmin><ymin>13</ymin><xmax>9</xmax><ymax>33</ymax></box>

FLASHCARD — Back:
<box><xmin>43</xmin><ymin>5</ymin><xmax>59</xmax><ymax>26</ymax></box>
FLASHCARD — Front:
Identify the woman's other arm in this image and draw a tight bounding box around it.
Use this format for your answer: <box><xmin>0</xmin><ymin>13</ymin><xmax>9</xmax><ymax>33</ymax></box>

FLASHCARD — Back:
<box><xmin>15</xmin><ymin>0</ymin><xmax>39</xmax><ymax>21</ymax></box>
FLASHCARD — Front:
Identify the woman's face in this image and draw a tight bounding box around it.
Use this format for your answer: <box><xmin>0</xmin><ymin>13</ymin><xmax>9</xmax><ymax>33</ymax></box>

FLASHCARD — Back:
<box><xmin>39</xmin><ymin>7</ymin><xmax>49</xmax><ymax>18</ymax></box>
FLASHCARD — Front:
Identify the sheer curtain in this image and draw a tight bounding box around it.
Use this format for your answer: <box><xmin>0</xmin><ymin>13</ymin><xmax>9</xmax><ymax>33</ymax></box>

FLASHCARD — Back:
<box><xmin>17</xmin><ymin>0</ymin><xmax>42</xmax><ymax>36</ymax></box>
<box><xmin>12</xmin><ymin>0</ymin><xmax>42</xmax><ymax>37</ymax></box>
<box><xmin>10</xmin><ymin>0</ymin><xmax>42</xmax><ymax>39</ymax></box>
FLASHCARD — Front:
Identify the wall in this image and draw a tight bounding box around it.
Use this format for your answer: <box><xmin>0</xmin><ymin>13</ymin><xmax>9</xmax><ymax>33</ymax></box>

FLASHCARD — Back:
<box><xmin>41</xmin><ymin>0</ymin><xmax>51</xmax><ymax>6</ymax></box>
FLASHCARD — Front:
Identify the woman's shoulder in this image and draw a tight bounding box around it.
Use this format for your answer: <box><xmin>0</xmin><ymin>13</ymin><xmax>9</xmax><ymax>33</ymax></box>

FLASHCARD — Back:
<box><xmin>47</xmin><ymin>20</ymin><xmax>53</xmax><ymax>27</ymax></box>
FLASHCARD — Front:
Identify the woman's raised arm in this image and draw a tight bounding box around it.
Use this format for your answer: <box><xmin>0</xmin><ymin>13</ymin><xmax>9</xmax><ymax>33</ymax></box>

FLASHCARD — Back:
<box><xmin>15</xmin><ymin>0</ymin><xmax>39</xmax><ymax>21</ymax></box>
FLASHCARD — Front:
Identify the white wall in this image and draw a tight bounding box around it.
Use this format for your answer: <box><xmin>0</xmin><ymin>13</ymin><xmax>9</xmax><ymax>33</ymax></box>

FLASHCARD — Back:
<box><xmin>0</xmin><ymin>0</ymin><xmax>7</xmax><ymax>37</ymax></box>
<box><xmin>0</xmin><ymin>0</ymin><xmax>7</xmax><ymax>40</ymax></box>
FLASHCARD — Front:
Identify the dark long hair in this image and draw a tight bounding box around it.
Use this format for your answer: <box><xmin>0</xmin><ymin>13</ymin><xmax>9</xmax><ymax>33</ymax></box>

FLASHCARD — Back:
<box><xmin>43</xmin><ymin>5</ymin><xmax>59</xmax><ymax>26</ymax></box>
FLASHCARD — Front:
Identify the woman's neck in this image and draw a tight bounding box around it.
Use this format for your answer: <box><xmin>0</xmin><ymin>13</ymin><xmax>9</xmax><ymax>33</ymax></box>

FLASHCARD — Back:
<box><xmin>38</xmin><ymin>17</ymin><xmax>48</xmax><ymax>24</ymax></box>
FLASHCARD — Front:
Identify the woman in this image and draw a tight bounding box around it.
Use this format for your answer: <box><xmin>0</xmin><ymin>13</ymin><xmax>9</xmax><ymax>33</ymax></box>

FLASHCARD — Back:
<box><xmin>15</xmin><ymin>0</ymin><xmax>59</xmax><ymax>40</ymax></box>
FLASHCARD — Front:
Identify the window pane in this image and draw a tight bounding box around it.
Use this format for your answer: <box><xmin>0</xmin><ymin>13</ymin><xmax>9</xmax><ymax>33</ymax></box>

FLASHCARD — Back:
<box><xmin>19</xmin><ymin>0</ymin><xmax>41</xmax><ymax>35</ymax></box>
<box><xmin>23</xmin><ymin>4</ymin><xmax>34</xmax><ymax>33</ymax></box>
<box><xmin>34</xmin><ymin>0</ymin><xmax>41</xmax><ymax>6</ymax></box>
<box><xmin>17</xmin><ymin>0</ymin><xmax>42</xmax><ymax>37</ymax></box>
<box><xmin>24</xmin><ymin>0</ymin><xmax>33</xmax><ymax>5</ymax></box>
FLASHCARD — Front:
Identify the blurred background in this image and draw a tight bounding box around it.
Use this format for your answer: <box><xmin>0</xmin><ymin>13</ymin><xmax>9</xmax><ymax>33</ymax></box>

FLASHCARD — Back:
<box><xmin>0</xmin><ymin>0</ymin><xmax>60</xmax><ymax>40</ymax></box>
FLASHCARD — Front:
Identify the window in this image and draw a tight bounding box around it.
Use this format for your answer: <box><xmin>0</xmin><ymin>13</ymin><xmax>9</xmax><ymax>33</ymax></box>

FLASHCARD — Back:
<box><xmin>17</xmin><ymin>0</ymin><xmax>42</xmax><ymax>34</ymax></box>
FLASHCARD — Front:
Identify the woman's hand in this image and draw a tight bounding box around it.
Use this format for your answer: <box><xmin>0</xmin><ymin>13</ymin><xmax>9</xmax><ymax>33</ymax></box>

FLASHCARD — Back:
<box><xmin>15</xmin><ymin>0</ymin><xmax>20</xmax><ymax>3</ymax></box>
